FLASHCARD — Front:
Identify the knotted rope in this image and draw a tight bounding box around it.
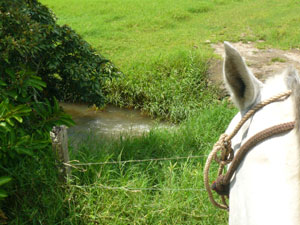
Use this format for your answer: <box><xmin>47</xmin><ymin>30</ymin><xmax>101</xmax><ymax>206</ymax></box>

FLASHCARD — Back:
<box><xmin>204</xmin><ymin>90</ymin><xmax>294</xmax><ymax>210</ymax></box>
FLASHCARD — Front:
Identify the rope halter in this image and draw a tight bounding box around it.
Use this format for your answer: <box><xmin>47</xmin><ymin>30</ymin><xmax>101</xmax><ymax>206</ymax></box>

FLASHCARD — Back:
<box><xmin>203</xmin><ymin>90</ymin><xmax>294</xmax><ymax>210</ymax></box>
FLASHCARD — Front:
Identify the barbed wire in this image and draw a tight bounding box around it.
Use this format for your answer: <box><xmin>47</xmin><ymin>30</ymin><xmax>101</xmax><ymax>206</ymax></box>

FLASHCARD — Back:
<box><xmin>64</xmin><ymin>155</ymin><xmax>207</xmax><ymax>167</ymax></box>
<box><xmin>70</xmin><ymin>184</ymin><xmax>206</xmax><ymax>192</ymax></box>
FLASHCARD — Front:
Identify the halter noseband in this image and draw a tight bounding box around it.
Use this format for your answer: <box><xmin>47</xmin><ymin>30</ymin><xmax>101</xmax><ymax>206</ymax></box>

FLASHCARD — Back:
<box><xmin>204</xmin><ymin>90</ymin><xmax>294</xmax><ymax>210</ymax></box>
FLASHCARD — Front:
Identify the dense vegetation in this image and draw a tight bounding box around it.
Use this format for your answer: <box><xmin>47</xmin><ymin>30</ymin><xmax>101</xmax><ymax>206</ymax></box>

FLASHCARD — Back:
<box><xmin>1</xmin><ymin>0</ymin><xmax>119</xmax><ymax>106</ymax></box>
<box><xmin>0</xmin><ymin>0</ymin><xmax>118</xmax><ymax>222</ymax></box>
<box><xmin>2</xmin><ymin>0</ymin><xmax>300</xmax><ymax>223</ymax></box>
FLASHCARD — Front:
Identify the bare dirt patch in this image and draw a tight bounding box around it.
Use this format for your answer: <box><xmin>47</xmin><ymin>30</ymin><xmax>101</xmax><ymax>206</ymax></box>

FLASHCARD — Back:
<box><xmin>208</xmin><ymin>42</ymin><xmax>300</xmax><ymax>95</ymax></box>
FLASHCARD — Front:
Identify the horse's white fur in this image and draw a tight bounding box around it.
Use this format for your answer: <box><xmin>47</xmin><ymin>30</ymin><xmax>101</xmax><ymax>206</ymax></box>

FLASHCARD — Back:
<box><xmin>223</xmin><ymin>42</ymin><xmax>300</xmax><ymax>225</ymax></box>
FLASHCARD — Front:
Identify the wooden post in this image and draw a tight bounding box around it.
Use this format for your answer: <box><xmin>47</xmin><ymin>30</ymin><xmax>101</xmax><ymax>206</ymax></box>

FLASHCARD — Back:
<box><xmin>50</xmin><ymin>125</ymin><xmax>70</xmax><ymax>181</ymax></box>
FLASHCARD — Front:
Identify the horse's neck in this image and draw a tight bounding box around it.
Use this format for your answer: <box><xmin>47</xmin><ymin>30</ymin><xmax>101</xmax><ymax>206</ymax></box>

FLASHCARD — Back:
<box><xmin>228</xmin><ymin>93</ymin><xmax>300</xmax><ymax>225</ymax></box>
<box><xmin>229</xmin><ymin>130</ymin><xmax>300</xmax><ymax>225</ymax></box>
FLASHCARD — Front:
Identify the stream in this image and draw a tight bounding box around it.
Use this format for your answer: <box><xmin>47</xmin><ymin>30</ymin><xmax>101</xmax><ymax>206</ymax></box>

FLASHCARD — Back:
<box><xmin>61</xmin><ymin>103</ymin><xmax>169</xmax><ymax>140</ymax></box>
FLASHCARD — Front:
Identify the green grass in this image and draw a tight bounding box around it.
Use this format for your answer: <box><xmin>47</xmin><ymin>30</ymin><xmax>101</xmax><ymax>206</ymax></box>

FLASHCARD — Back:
<box><xmin>2</xmin><ymin>149</ymin><xmax>68</xmax><ymax>224</ymax></box>
<box><xmin>42</xmin><ymin>0</ymin><xmax>300</xmax><ymax>67</ymax></box>
<box><xmin>68</xmin><ymin>102</ymin><xmax>236</xmax><ymax>224</ymax></box>
<box><xmin>40</xmin><ymin>0</ymin><xmax>300</xmax><ymax>121</ymax></box>
<box><xmin>4</xmin><ymin>102</ymin><xmax>236</xmax><ymax>224</ymax></box>
<box><xmin>271</xmin><ymin>57</ymin><xmax>287</xmax><ymax>63</ymax></box>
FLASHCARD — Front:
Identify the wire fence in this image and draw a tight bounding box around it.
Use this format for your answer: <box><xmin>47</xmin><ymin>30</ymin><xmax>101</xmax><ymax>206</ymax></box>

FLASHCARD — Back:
<box><xmin>64</xmin><ymin>155</ymin><xmax>207</xmax><ymax>167</ymax></box>
<box><xmin>52</xmin><ymin>127</ymin><xmax>209</xmax><ymax>193</ymax></box>
<box><xmin>65</xmin><ymin>154</ymin><xmax>208</xmax><ymax>193</ymax></box>
<box><xmin>70</xmin><ymin>184</ymin><xmax>206</xmax><ymax>192</ymax></box>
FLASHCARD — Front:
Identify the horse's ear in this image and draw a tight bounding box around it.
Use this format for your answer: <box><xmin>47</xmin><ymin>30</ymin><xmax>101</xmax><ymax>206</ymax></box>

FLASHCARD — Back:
<box><xmin>223</xmin><ymin>42</ymin><xmax>262</xmax><ymax>111</ymax></box>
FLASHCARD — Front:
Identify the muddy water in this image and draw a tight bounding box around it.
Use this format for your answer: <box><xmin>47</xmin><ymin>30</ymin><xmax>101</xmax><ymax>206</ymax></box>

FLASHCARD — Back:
<box><xmin>60</xmin><ymin>103</ymin><xmax>168</xmax><ymax>139</ymax></box>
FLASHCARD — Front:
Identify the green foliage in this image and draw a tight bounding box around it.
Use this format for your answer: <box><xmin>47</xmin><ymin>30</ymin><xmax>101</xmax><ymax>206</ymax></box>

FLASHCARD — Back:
<box><xmin>3</xmin><ymin>147</ymin><xmax>70</xmax><ymax>224</ymax></box>
<box><xmin>0</xmin><ymin>66</ymin><xmax>75</xmax><ymax>204</ymax></box>
<box><xmin>0</xmin><ymin>0</ymin><xmax>120</xmax><ymax>106</ymax></box>
<box><xmin>0</xmin><ymin>0</ymin><xmax>120</xmax><ymax>205</ymax></box>
<box><xmin>0</xmin><ymin>0</ymin><xmax>123</xmax><ymax>206</ymax></box>
<box><xmin>0</xmin><ymin>177</ymin><xmax>11</xmax><ymax>199</ymax></box>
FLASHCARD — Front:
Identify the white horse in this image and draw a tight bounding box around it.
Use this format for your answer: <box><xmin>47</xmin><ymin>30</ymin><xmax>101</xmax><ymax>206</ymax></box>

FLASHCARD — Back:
<box><xmin>223</xmin><ymin>42</ymin><xmax>300</xmax><ymax>225</ymax></box>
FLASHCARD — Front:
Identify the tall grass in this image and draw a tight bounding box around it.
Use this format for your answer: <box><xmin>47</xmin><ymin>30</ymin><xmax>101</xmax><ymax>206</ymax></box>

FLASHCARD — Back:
<box><xmin>3</xmin><ymin>102</ymin><xmax>236</xmax><ymax>224</ymax></box>
<box><xmin>2</xmin><ymin>149</ymin><xmax>68</xmax><ymax>224</ymax></box>
<box><xmin>105</xmin><ymin>50</ymin><xmax>219</xmax><ymax>122</ymax></box>
<box><xmin>65</xmin><ymin>102</ymin><xmax>236</xmax><ymax>224</ymax></box>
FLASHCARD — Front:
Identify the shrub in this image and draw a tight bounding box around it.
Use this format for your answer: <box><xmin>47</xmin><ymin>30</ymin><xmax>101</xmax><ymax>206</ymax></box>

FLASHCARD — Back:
<box><xmin>0</xmin><ymin>0</ymin><xmax>120</xmax><ymax>106</ymax></box>
<box><xmin>0</xmin><ymin>0</ymin><xmax>119</xmax><ymax>212</ymax></box>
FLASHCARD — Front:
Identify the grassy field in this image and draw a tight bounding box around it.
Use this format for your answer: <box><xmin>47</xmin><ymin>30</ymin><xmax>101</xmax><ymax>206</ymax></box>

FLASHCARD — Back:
<box><xmin>41</xmin><ymin>0</ymin><xmax>300</xmax><ymax>122</ymax></box>
<box><xmin>43</xmin><ymin>0</ymin><xmax>300</xmax><ymax>67</ymax></box>
<box><xmin>6</xmin><ymin>0</ymin><xmax>300</xmax><ymax>224</ymax></box>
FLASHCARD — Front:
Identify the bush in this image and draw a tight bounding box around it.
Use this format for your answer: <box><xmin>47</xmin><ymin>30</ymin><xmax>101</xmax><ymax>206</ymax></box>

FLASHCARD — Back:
<box><xmin>0</xmin><ymin>0</ymin><xmax>120</xmax><ymax>106</ymax></box>
<box><xmin>0</xmin><ymin>0</ymin><xmax>119</xmax><ymax>214</ymax></box>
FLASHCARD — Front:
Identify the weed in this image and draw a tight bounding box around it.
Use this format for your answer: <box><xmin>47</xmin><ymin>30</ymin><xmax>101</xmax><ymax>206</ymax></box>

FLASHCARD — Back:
<box><xmin>271</xmin><ymin>57</ymin><xmax>287</xmax><ymax>63</ymax></box>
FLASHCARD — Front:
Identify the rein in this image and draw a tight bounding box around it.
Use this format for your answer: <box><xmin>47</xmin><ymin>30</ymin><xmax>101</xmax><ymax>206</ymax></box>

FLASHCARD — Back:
<box><xmin>203</xmin><ymin>90</ymin><xmax>295</xmax><ymax>210</ymax></box>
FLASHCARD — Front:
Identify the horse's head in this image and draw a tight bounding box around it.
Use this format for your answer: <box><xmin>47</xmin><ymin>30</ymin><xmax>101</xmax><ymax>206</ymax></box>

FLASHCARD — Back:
<box><xmin>223</xmin><ymin>42</ymin><xmax>300</xmax><ymax>225</ymax></box>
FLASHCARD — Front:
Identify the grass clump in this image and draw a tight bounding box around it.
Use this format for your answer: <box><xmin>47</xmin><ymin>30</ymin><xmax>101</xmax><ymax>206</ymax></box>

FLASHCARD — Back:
<box><xmin>271</xmin><ymin>57</ymin><xmax>287</xmax><ymax>63</ymax></box>
<box><xmin>187</xmin><ymin>2</ymin><xmax>214</xmax><ymax>14</ymax></box>
<box><xmin>105</xmin><ymin>49</ymin><xmax>218</xmax><ymax>122</ymax></box>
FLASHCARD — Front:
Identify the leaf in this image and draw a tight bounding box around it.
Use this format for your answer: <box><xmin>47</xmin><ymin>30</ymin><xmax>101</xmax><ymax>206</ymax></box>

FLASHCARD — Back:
<box><xmin>0</xmin><ymin>80</ymin><xmax>6</xmax><ymax>86</ymax></box>
<box><xmin>5</xmin><ymin>69</ymin><xmax>15</xmax><ymax>78</ymax></box>
<box><xmin>0</xmin><ymin>176</ymin><xmax>12</xmax><ymax>186</ymax></box>
<box><xmin>53</xmin><ymin>97</ymin><xmax>59</xmax><ymax>112</ymax></box>
<box><xmin>14</xmin><ymin>105</ymin><xmax>31</xmax><ymax>114</ymax></box>
<box><xmin>13</xmin><ymin>116</ymin><xmax>23</xmax><ymax>123</ymax></box>
<box><xmin>15</xmin><ymin>147</ymin><xmax>34</xmax><ymax>156</ymax></box>
<box><xmin>27</xmin><ymin>76</ymin><xmax>46</xmax><ymax>90</ymax></box>
<box><xmin>0</xmin><ymin>189</ymin><xmax>8</xmax><ymax>198</ymax></box>
<box><xmin>6</xmin><ymin>90</ymin><xmax>18</xmax><ymax>100</ymax></box>
<box><xmin>7</xmin><ymin>128</ymin><xmax>16</xmax><ymax>146</ymax></box>
<box><xmin>5</xmin><ymin>118</ymin><xmax>15</xmax><ymax>126</ymax></box>
<box><xmin>0</xmin><ymin>122</ymin><xmax>11</xmax><ymax>132</ymax></box>
<box><xmin>58</xmin><ymin>117</ymin><xmax>75</xmax><ymax>127</ymax></box>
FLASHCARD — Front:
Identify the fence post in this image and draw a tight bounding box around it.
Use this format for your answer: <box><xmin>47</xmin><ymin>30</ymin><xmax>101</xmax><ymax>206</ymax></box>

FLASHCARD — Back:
<box><xmin>50</xmin><ymin>125</ymin><xmax>70</xmax><ymax>181</ymax></box>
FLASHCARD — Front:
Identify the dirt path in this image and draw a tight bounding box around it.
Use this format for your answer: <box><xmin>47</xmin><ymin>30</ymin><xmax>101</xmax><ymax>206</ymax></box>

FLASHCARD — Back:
<box><xmin>208</xmin><ymin>42</ymin><xmax>300</xmax><ymax>95</ymax></box>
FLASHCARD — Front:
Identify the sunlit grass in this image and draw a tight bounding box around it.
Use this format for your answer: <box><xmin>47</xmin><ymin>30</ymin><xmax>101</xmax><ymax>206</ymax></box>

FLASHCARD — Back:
<box><xmin>64</xmin><ymin>102</ymin><xmax>236</xmax><ymax>224</ymax></box>
<box><xmin>41</xmin><ymin>0</ymin><xmax>300</xmax><ymax>121</ymax></box>
<box><xmin>42</xmin><ymin>0</ymin><xmax>300</xmax><ymax>69</ymax></box>
<box><xmin>5</xmin><ymin>102</ymin><xmax>236</xmax><ymax>224</ymax></box>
